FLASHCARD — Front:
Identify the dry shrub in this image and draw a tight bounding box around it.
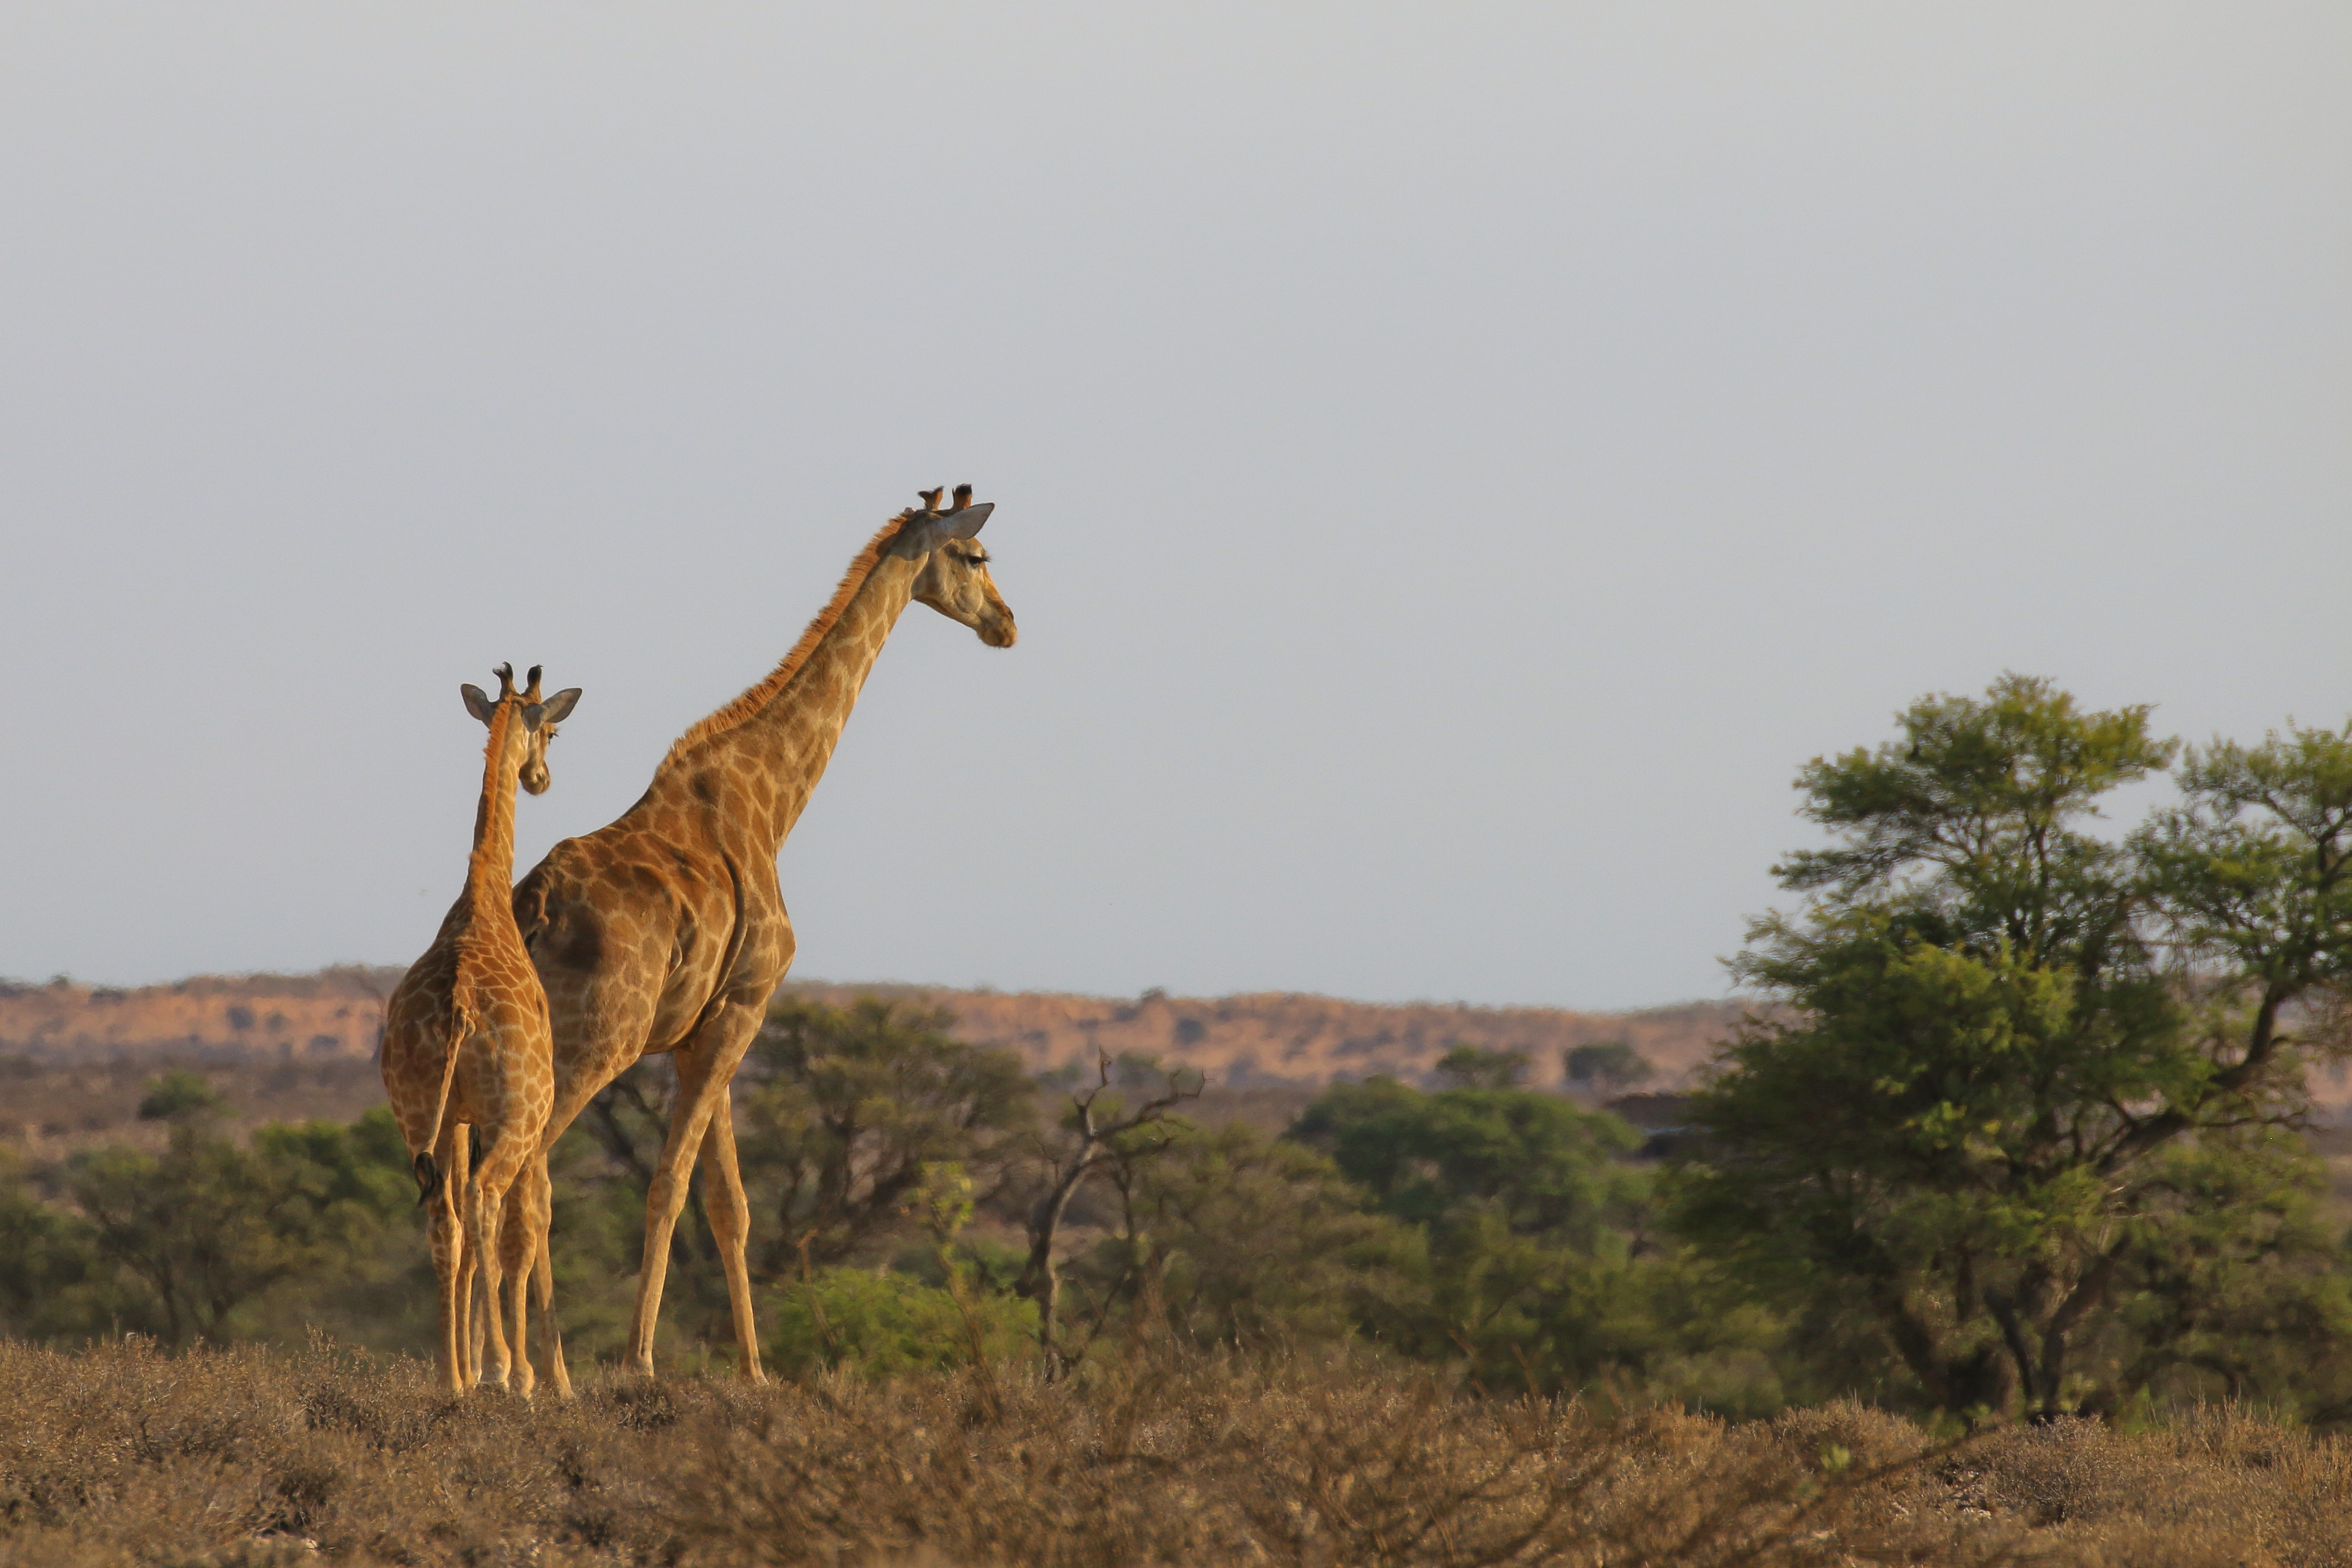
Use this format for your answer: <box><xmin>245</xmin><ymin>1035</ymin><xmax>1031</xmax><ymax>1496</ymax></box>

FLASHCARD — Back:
<box><xmin>0</xmin><ymin>1337</ymin><xmax>2342</xmax><ymax>1566</ymax></box>
<box><xmin>679</xmin><ymin>1359</ymin><xmax>2016</xmax><ymax>1567</ymax></box>
<box><xmin>1958</xmin><ymin>1407</ymin><xmax>2352</xmax><ymax>1567</ymax></box>
<box><xmin>0</xmin><ymin>1336</ymin><xmax>701</xmax><ymax>1566</ymax></box>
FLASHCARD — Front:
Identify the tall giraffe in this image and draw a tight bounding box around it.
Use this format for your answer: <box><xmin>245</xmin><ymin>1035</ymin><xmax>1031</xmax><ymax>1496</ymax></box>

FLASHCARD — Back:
<box><xmin>513</xmin><ymin>486</ymin><xmax>1013</xmax><ymax>1378</ymax></box>
<box><xmin>383</xmin><ymin>662</ymin><xmax>583</xmax><ymax>1395</ymax></box>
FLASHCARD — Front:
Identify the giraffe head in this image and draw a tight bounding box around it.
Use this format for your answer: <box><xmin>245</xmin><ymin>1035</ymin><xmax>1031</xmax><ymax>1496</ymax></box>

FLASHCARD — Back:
<box><xmin>459</xmin><ymin>663</ymin><xmax>583</xmax><ymax>793</ymax></box>
<box><xmin>904</xmin><ymin>483</ymin><xmax>1018</xmax><ymax>648</ymax></box>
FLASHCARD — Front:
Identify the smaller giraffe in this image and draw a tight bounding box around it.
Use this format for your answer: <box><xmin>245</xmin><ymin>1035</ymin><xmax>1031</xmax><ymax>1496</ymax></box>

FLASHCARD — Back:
<box><xmin>382</xmin><ymin>662</ymin><xmax>581</xmax><ymax>1395</ymax></box>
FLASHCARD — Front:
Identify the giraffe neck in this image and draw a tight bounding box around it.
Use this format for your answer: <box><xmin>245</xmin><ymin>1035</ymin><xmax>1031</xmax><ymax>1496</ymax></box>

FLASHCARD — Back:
<box><xmin>662</xmin><ymin>551</ymin><xmax>921</xmax><ymax>851</ymax></box>
<box><xmin>464</xmin><ymin>702</ymin><xmax>525</xmax><ymax>919</ymax></box>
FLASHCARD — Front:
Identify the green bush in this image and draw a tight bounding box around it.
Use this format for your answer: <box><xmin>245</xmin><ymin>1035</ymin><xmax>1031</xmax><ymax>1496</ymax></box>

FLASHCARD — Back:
<box><xmin>767</xmin><ymin>1267</ymin><xmax>1037</xmax><ymax>1378</ymax></box>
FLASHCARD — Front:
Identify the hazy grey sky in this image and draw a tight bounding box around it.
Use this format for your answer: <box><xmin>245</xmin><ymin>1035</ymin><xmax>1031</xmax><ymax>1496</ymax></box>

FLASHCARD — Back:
<box><xmin>2</xmin><ymin>4</ymin><xmax>2346</xmax><ymax>1008</ymax></box>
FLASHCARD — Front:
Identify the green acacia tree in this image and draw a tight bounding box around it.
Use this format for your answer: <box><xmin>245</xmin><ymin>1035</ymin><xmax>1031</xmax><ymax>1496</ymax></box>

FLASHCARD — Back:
<box><xmin>68</xmin><ymin>1111</ymin><xmax>411</xmax><ymax>1347</ymax></box>
<box><xmin>1432</xmin><ymin>1045</ymin><xmax>1532</xmax><ymax>1090</ymax></box>
<box><xmin>1067</xmin><ymin>1121</ymin><xmax>1419</xmax><ymax>1354</ymax></box>
<box><xmin>1290</xmin><ymin>1074</ymin><xmax>1693</xmax><ymax>1390</ymax></box>
<box><xmin>0</xmin><ymin>1153</ymin><xmax>109</xmax><ymax>1340</ymax></box>
<box><xmin>2134</xmin><ymin>720</ymin><xmax>2352</xmax><ymax>1125</ymax></box>
<box><xmin>1676</xmin><ymin>678</ymin><xmax>2352</xmax><ymax>1421</ymax></box>
<box><xmin>742</xmin><ymin>997</ymin><xmax>1037</xmax><ymax>1273</ymax></box>
<box><xmin>1295</xmin><ymin>1076</ymin><xmax>1643</xmax><ymax>1245</ymax></box>
<box><xmin>2096</xmin><ymin>1129</ymin><xmax>2352</xmax><ymax>1417</ymax></box>
<box><xmin>576</xmin><ymin>998</ymin><xmax>1036</xmax><ymax>1275</ymax></box>
<box><xmin>1564</xmin><ymin>1041</ymin><xmax>1655</xmax><ymax>1094</ymax></box>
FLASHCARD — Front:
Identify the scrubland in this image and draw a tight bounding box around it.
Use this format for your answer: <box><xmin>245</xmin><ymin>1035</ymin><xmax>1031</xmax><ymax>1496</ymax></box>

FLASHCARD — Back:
<box><xmin>2</xmin><ymin>1336</ymin><xmax>2347</xmax><ymax>1568</ymax></box>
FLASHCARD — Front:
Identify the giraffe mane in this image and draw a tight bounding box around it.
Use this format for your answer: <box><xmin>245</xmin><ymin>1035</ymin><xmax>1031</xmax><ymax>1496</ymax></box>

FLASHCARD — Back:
<box><xmin>454</xmin><ymin>694</ymin><xmax>524</xmax><ymax>1005</ymax></box>
<box><xmin>463</xmin><ymin>693</ymin><xmax>523</xmax><ymax>896</ymax></box>
<box><xmin>652</xmin><ymin>509</ymin><xmax>921</xmax><ymax>779</ymax></box>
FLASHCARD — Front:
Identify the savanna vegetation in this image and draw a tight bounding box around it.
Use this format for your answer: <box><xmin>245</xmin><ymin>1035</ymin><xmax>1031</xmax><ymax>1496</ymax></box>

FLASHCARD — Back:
<box><xmin>18</xmin><ymin>1336</ymin><xmax>2352</xmax><ymax>1567</ymax></box>
<box><xmin>3</xmin><ymin>674</ymin><xmax>2351</xmax><ymax>1564</ymax></box>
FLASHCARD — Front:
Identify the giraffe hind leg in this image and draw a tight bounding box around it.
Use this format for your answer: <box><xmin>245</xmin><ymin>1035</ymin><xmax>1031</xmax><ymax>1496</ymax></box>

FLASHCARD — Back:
<box><xmin>493</xmin><ymin>1163</ymin><xmax>539</xmax><ymax>1398</ymax></box>
<box><xmin>468</xmin><ymin>1129</ymin><xmax>533</xmax><ymax>1392</ymax></box>
<box><xmin>451</xmin><ymin>1128</ymin><xmax>486</xmax><ymax>1389</ymax></box>
<box><xmin>429</xmin><ymin>1118</ymin><xmax>468</xmax><ymax>1393</ymax></box>
<box><xmin>702</xmin><ymin>1109</ymin><xmax>766</xmax><ymax>1383</ymax></box>
<box><xmin>523</xmin><ymin>1155</ymin><xmax>572</xmax><ymax>1398</ymax></box>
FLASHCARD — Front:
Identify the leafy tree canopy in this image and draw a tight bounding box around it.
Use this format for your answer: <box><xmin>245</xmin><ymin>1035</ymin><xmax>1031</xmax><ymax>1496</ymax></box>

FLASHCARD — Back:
<box><xmin>579</xmin><ymin>995</ymin><xmax>1038</xmax><ymax>1295</ymax></box>
<box><xmin>136</xmin><ymin>1068</ymin><xmax>225</xmax><ymax>1124</ymax></box>
<box><xmin>1293</xmin><ymin>1075</ymin><xmax>1642</xmax><ymax>1243</ymax></box>
<box><xmin>1434</xmin><ymin>1045</ymin><xmax>1531</xmax><ymax>1090</ymax></box>
<box><xmin>742</xmin><ymin>996</ymin><xmax>1037</xmax><ymax>1270</ymax></box>
<box><xmin>1079</xmin><ymin>1122</ymin><xmax>1419</xmax><ymax>1354</ymax></box>
<box><xmin>1676</xmin><ymin>677</ymin><xmax>2352</xmax><ymax>1420</ymax></box>
<box><xmin>1564</xmin><ymin>1041</ymin><xmax>1655</xmax><ymax>1093</ymax></box>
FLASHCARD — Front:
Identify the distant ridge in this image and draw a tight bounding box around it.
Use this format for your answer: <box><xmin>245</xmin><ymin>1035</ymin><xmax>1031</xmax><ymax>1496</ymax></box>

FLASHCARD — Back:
<box><xmin>0</xmin><ymin>969</ymin><xmax>1743</xmax><ymax>1088</ymax></box>
<box><xmin>778</xmin><ymin>981</ymin><xmax>1743</xmax><ymax>1088</ymax></box>
<box><xmin>0</xmin><ymin>968</ymin><xmax>406</xmax><ymax>1064</ymax></box>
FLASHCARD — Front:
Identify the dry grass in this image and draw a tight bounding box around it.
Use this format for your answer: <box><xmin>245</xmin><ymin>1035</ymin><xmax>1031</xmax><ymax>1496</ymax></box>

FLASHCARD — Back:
<box><xmin>0</xmin><ymin>1339</ymin><xmax>2343</xmax><ymax>1566</ymax></box>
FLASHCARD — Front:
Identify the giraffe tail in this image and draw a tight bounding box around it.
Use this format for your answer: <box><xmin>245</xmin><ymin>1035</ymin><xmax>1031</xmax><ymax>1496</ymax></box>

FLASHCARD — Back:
<box><xmin>412</xmin><ymin>998</ymin><xmax>475</xmax><ymax>1206</ymax></box>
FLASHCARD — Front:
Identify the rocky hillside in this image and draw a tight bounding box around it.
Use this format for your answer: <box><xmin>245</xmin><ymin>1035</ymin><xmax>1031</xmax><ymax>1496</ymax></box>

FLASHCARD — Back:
<box><xmin>0</xmin><ymin>969</ymin><xmax>1742</xmax><ymax>1088</ymax></box>
<box><xmin>782</xmin><ymin>982</ymin><xmax>1741</xmax><ymax>1087</ymax></box>
<box><xmin>0</xmin><ymin>969</ymin><xmax>403</xmax><ymax>1065</ymax></box>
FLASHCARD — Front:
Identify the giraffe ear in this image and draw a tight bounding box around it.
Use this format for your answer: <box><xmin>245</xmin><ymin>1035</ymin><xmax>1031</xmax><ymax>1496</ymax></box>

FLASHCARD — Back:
<box><xmin>889</xmin><ymin>503</ymin><xmax>983</xmax><ymax>557</ymax></box>
<box><xmin>896</xmin><ymin>502</ymin><xmax>994</xmax><ymax>557</ymax></box>
<box><xmin>897</xmin><ymin>517</ymin><xmax>950</xmax><ymax>555</ymax></box>
<box><xmin>539</xmin><ymin>688</ymin><xmax>582</xmax><ymax>724</ymax></box>
<box><xmin>460</xmin><ymin>684</ymin><xmax>496</xmax><ymax>725</ymax></box>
